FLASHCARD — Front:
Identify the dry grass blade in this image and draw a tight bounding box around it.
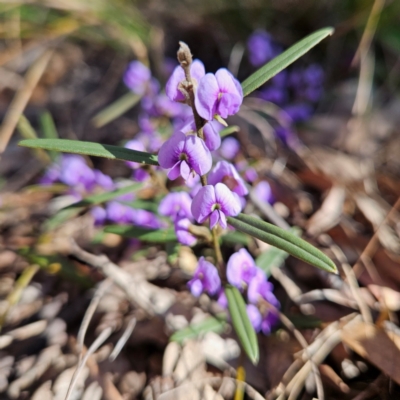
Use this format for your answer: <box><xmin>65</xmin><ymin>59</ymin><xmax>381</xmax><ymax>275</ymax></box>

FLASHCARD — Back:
<box><xmin>0</xmin><ymin>49</ymin><xmax>54</xmax><ymax>155</ymax></box>
<box><xmin>64</xmin><ymin>327</ymin><xmax>113</xmax><ymax>400</ymax></box>
<box><xmin>77</xmin><ymin>279</ymin><xmax>112</xmax><ymax>354</ymax></box>
<box><xmin>109</xmin><ymin>316</ymin><xmax>136</xmax><ymax>361</ymax></box>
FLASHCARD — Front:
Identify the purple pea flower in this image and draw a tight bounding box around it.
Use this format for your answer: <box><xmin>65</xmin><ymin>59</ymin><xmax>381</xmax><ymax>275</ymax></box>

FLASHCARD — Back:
<box><xmin>131</xmin><ymin>209</ymin><xmax>162</xmax><ymax>229</ymax></box>
<box><xmin>244</xmin><ymin>167</ymin><xmax>258</xmax><ymax>183</ymax></box>
<box><xmin>188</xmin><ymin>257</ymin><xmax>221</xmax><ymax>297</ymax></box>
<box><xmin>260</xmin><ymin>310</ymin><xmax>280</xmax><ymax>335</ymax></box>
<box><xmin>94</xmin><ymin>170</ymin><xmax>114</xmax><ymax>190</ymax></box>
<box><xmin>247</xmin><ymin>268</ymin><xmax>280</xmax><ymax>307</ymax></box>
<box><xmin>195</xmin><ymin>69</ymin><xmax>243</xmax><ymax>120</ymax></box>
<box><xmin>247</xmin><ymin>304</ymin><xmax>262</xmax><ymax>331</ymax></box>
<box><xmin>59</xmin><ymin>155</ymin><xmax>96</xmax><ymax>191</ymax></box>
<box><xmin>254</xmin><ymin>181</ymin><xmax>274</xmax><ymax>204</ymax></box>
<box><xmin>208</xmin><ymin>161</ymin><xmax>248</xmax><ymax>196</ymax></box>
<box><xmin>175</xmin><ymin>217</ymin><xmax>197</xmax><ymax>246</ymax></box>
<box><xmin>158</xmin><ymin>192</ymin><xmax>193</xmax><ymax>221</ymax></box>
<box><xmin>40</xmin><ymin>162</ymin><xmax>61</xmax><ymax>185</ymax></box>
<box><xmin>158</xmin><ymin>132</ymin><xmax>212</xmax><ymax>181</ymax></box>
<box><xmin>90</xmin><ymin>206</ymin><xmax>107</xmax><ymax>226</ymax></box>
<box><xmin>219</xmin><ymin>137</ymin><xmax>240</xmax><ymax>160</ymax></box>
<box><xmin>247</xmin><ymin>30</ymin><xmax>280</xmax><ymax>67</ymax></box>
<box><xmin>259</xmin><ymin>86</ymin><xmax>287</xmax><ymax>105</ymax></box>
<box><xmin>191</xmin><ymin>183</ymin><xmax>241</xmax><ymax>229</ymax></box>
<box><xmin>226</xmin><ymin>248</ymin><xmax>258</xmax><ymax>289</ymax></box>
<box><xmin>166</xmin><ymin>59</ymin><xmax>205</xmax><ymax>102</ymax></box>
<box><xmin>180</xmin><ymin>116</ymin><xmax>223</xmax><ymax>151</ymax></box>
<box><xmin>106</xmin><ymin>201</ymin><xmax>135</xmax><ymax>224</ymax></box>
<box><xmin>282</xmin><ymin>103</ymin><xmax>313</xmax><ymax>123</ymax></box>
<box><xmin>124</xmin><ymin>61</ymin><xmax>151</xmax><ymax>95</ymax></box>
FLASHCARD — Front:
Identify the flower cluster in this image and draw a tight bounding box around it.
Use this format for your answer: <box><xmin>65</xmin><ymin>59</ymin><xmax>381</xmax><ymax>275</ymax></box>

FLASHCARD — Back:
<box><xmin>189</xmin><ymin>249</ymin><xmax>280</xmax><ymax>334</ymax></box>
<box><xmin>247</xmin><ymin>30</ymin><xmax>324</xmax><ymax>148</ymax></box>
<box><xmin>41</xmin><ymin>154</ymin><xmax>162</xmax><ymax>229</ymax></box>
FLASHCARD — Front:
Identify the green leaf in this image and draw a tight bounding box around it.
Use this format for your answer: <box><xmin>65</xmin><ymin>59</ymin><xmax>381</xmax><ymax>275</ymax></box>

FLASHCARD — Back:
<box><xmin>104</xmin><ymin>225</ymin><xmax>177</xmax><ymax>243</ymax></box>
<box><xmin>220</xmin><ymin>125</ymin><xmax>240</xmax><ymax>138</ymax></box>
<box><xmin>241</xmin><ymin>27</ymin><xmax>334</xmax><ymax>97</ymax></box>
<box><xmin>170</xmin><ymin>314</ymin><xmax>227</xmax><ymax>343</ymax></box>
<box><xmin>63</xmin><ymin>183</ymin><xmax>142</xmax><ymax>210</ymax></box>
<box><xmin>18</xmin><ymin>138</ymin><xmax>159</xmax><ymax>166</ymax></box>
<box><xmin>227</xmin><ymin>214</ymin><xmax>337</xmax><ymax>274</ymax></box>
<box><xmin>40</xmin><ymin>111</ymin><xmax>59</xmax><ymax>139</ymax></box>
<box><xmin>220</xmin><ymin>230</ymin><xmax>251</xmax><ymax>246</ymax></box>
<box><xmin>225</xmin><ymin>285</ymin><xmax>259</xmax><ymax>364</ymax></box>
<box><xmin>92</xmin><ymin>92</ymin><xmax>141</xmax><ymax>128</ymax></box>
<box><xmin>256</xmin><ymin>227</ymin><xmax>301</xmax><ymax>277</ymax></box>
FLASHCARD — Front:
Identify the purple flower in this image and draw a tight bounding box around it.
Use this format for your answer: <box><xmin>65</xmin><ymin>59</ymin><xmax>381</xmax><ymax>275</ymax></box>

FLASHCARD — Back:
<box><xmin>195</xmin><ymin>69</ymin><xmax>243</xmax><ymax>120</ymax></box>
<box><xmin>254</xmin><ymin>181</ymin><xmax>274</xmax><ymax>204</ymax></box>
<box><xmin>59</xmin><ymin>155</ymin><xmax>95</xmax><ymax>191</ymax></box>
<box><xmin>123</xmin><ymin>61</ymin><xmax>151</xmax><ymax>95</ymax></box>
<box><xmin>191</xmin><ymin>183</ymin><xmax>241</xmax><ymax>229</ymax></box>
<box><xmin>106</xmin><ymin>201</ymin><xmax>135</xmax><ymax>224</ymax></box>
<box><xmin>90</xmin><ymin>206</ymin><xmax>106</xmax><ymax>226</ymax></box>
<box><xmin>181</xmin><ymin>116</ymin><xmax>223</xmax><ymax>151</ymax></box>
<box><xmin>158</xmin><ymin>132</ymin><xmax>212</xmax><ymax>181</ymax></box>
<box><xmin>131</xmin><ymin>209</ymin><xmax>162</xmax><ymax>229</ymax></box>
<box><xmin>226</xmin><ymin>248</ymin><xmax>258</xmax><ymax>289</ymax></box>
<box><xmin>219</xmin><ymin>137</ymin><xmax>240</xmax><ymax>160</ymax></box>
<box><xmin>303</xmin><ymin>64</ymin><xmax>324</xmax><ymax>86</ymax></box>
<box><xmin>247</xmin><ymin>268</ymin><xmax>279</xmax><ymax>307</ymax></box>
<box><xmin>94</xmin><ymin>170</ymin><xmax>114</xmax><ymax>190</ymax></box>
<box><xmin>166</xmin><ymin>59</ymin><xmax>205</xmax><ymax>102</ymax></box>
<box><xmin>261</xmin><ymin>310</ymin><xmax>280</xmax><ymax>335</ymax></box>
<box><xmin>154</xmin><ymin>94</ymin><xmax>184</xmax><ymax>118</ymax></box>
<box><xmin>40</xmin><ymin>162</ymin><xmax>61</xmax><ymax>185</ymax></box>
<box><xmin>247</xmin><ymin>30</ymin><xmax>280</xmax><ymax>67</ymax></box>
<box><xmin>282</xmin><ymin>103</ymin><xmax>313</xmax><ymax>123</ymax></box>
<box><xmin>175</xmin><ymin>217</ymin><xmax>196</xmax><ymax>246</ymax></box>
<box><xmin>247</xmin><ymin>304</ymin><xmax>262</xmax><ymax>331</ymax></box>
<box><xmin>259</xmin><ymin>86</ymin><xmax>287</xmax><ymax>105</ymax></box>
<box><xmin>244</xmin><ymin>167</ymin><xmax>258</xmax><ymax>183</ymax></box>
<box><xmin>158</xmin><ymin>192</ymin><xmax>193</xmax><ymax>221</ymax></box>
<box><xmin>208</xmin><ymin>161</ymin><xmax>248</xmax><ymax>196</ymax></box>
<box><xmin>188</xmin><ymin>257</ymin><xmax>221</xmax><ymax>297</ymax></box>
<box><xmin>217</xmin><ymin>290</ymin><xmax>228</xmax><ymax>309</ymax></box>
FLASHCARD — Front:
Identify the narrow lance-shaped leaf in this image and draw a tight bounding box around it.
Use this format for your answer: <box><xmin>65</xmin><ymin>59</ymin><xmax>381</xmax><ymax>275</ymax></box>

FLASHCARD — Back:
<box><xmin>170</xmin><ymin>314</ymin><xmax>227</xmax><ymax>344</ymax></box>
<box><xmin>19</xmin><ymin>138</ymin><xmax>159</xmax><ymax>166</ymax></box>
<box><xmin>227</xmin><ymin>214</ymin><xmax>337</xmax><ymax>274</ymax></box>
<box><xmin>225</xmin><ymin>285</ymin><xmax>259</xmax><ymax>365</ymax></box>
<box><xmin>241</xmin><ymin>27</ymin><xmax>334</xmax><ymax>97</ymax></box>
<box><xmin>92</xmin><ymin>92</ymin><xmax>141</xmax><ymax>128</ymax></box>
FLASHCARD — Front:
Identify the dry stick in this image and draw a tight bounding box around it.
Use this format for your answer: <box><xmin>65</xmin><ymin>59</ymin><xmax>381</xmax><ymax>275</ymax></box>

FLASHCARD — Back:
<box><xmin>270</xmin><ymin>313</ymin><xmax>358</xmax><ymax>400</ymax></box>
<box><xmin>64</xmin><ymin>327</ymin><xmax>113</xmax><ymax>400</ymax></box>
<box><xmin>177</xmin><ymin>41</ymin><xmax>207</xmax><ymax>186</ymax></box>
<box><xmin>0</xmin><ymin>49</ymin><xmax>53</xmax><ymax>155</ymax></box>
<box><xmin>77</xmin><ymin>279</ymin><xmax>112</xmax><ymax>354</ymax></box>
<box><xmin>319</xmin><ymin>234</ymin><xmax>373</xmax><ymax>324</ymax></box>
<box><xmin>109</xmin><ymin>316</ymin><xmax>137</xmax><ymax>361</ymax></box>
<box><xmin>283</xmin><ymin>321</ymin><xmax>354</xmax><ymax>400</ymax></box>
<box><xmin>266</xmin><ymin>303</ymin><xmax>324</xmax><ymax>400</ymax></box>
<box><xmin>353</xmin><ymin>196</ymin><xmax>400</xmax><ymax>277</ymax></box>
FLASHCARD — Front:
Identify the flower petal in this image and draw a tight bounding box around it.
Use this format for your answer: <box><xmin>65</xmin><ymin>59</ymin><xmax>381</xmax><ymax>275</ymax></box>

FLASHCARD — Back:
<box><xmin>167</xmin><ymin>161</ymin><xmax>182</xmax><ymax>180</ymax></box>
<box><xmin>214</xmin><ymin>183</ymin><xmax>241</xmax><ymax>217</ymax></box>
<box><xmin>180</xmin><ymin>160</ymin><xmax>191</xmax><ymax>181</ymax></box>
<box><xmin>202</xmin><ymin>120</ymin><xmax>222</xmax><ymax>151</ymax></box>
<box><xmin>195</xmin><ymin>73</ymin><xmax>219</xmax><ymax>120</ymax></box>
<box><xmin>165</xmin><ymin>65</ymin><xmax>186</xmax><ymax>102</ymax></box>
<box><xmin>184</xmin><ymin>135</ymin><xmax>212</xmax><ymax>176</ymax></box>
<box><xmin>191</xmin><ymin>185</ymin><xmax>216</xmax><ymax>223</ymax></box>
<box><xmin>209</xmin><ymin>209</ymin><xmax>219</xmax><ymax>229</ymax></box>
<box><xmin>158</xmin><ymin>132</ymin><xmax>185</xmax><ymax>169</ymax></box>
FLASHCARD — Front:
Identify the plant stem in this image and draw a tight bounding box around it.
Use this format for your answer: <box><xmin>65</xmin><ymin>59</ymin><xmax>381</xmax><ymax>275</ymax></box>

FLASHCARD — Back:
<box><xmin>212</xmin><ymin>226</ymin><xmax>225</xmax><ymax>278</ymax></box>
<box><xmin>177</xmin><ymin>41</ymin><xmax>207</xmax><ymax>185</ymax></box>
